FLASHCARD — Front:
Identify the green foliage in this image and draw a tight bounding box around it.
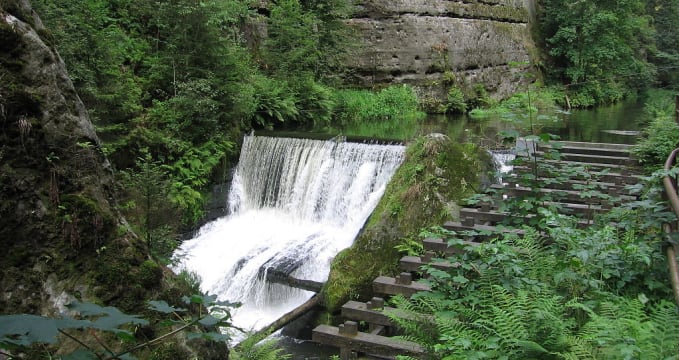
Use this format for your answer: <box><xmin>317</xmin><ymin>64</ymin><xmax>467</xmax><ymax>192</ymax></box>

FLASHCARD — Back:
<box><xmin>118</xmin><ymin>152</ymin><xmax>177</xmax><ymax>257</ymax></box>
<box><xmin>391</xmin><ymin>224</ymin><xmax>678</xmax><ymax>359</ymax></box>
<box><xmin>650</xmin><ymin>0</ymin><xmax>679</xmax><ymax>88</ymax></box>
<box><xmin>0</xmin><ymin>295</ymin><xmax>240</xmax><ymax>359</ymax></box>
<box><xmin>332</xmin><ymin>85</ymin><xmax>425</xmax><ymax>128</ymax></box>
<box><xmin>540</xmin><ymin>0</ymin><xmax>656</xmax><ymax>106</ymax></box>
<box><xmin>632</xmin><ymin>114</ymin><xmax>679</xmax><ymax>170</ymax></box>
<box><xmin>29</xmin><ymin>0</ymin><xmax>360</xmax><ymax>228</ymax></box>
<box><xmin>445</xmin><ymin>87</ymin><xmax>467</xmax><ymax>114</ymax></box>
<box><xmin>263</xmin><ymin>0</ymin><xmax>353</xmax><ymax>80</ymax></box>
<box><xmin>323</xmin><ymin>136</ymin><xmax>486</xmax><ymax>311</ymax></box>
<box><xmin>250</xmin><ymin>74</ymin><xmax>299</xmax><ymax>128</ymax></box>
<box><xmin>231</xmin><ymin>333</ymin><xmax>291</xmax><ymax>360</ymax></box>
<box><xmin>389</xmin><ymin>140</ymin><xmax>678</xmax><ymax>359</ymax></box>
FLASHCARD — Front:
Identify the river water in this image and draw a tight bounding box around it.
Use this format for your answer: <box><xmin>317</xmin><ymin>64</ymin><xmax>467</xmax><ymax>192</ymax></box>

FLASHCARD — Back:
<box><xmin>331</xmin><ymin>98</ymin><xmax>645</xmax><ymax>145</ymax></box>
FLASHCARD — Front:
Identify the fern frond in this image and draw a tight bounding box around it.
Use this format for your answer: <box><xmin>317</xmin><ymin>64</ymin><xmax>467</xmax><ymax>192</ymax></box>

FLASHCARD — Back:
<box><xmin>561</xmin><ymin>335</ymin><xmax>597</xmax><ymax>360</ymax></box>
<box><xmin>231</xmin><ymin>334</ymin><xmax>291</xmax><ymax>360</ymax></box>
<box><xmin>642</xmin><ymin>300</ymin><xmax>679</xmax><ymax>357</ymax></box>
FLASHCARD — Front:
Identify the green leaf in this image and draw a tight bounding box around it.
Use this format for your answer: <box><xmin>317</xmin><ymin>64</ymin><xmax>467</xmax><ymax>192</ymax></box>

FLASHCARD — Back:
<box><xmin>0</xmin><ymin>315</ymin><xmax>61</xmax><ymax>346</ymax></box>
<box><xmin>198</xmin><ymin>315</ymin><xmax>221</xmax><ymax>327</ymax></box>
<box><xmin>67</xmin><ymin>301</ymin><xmax>149</xmax><ymax>331</ymax></box>
<box><xmin>148</xmin><ymin>300</ymin><xmax>186</xmax><ymax>314</ymax></box>
<box><xmin>453</xmin><ymin>276</ymin><xmax>469</xmax><ymax>284</ymax></box>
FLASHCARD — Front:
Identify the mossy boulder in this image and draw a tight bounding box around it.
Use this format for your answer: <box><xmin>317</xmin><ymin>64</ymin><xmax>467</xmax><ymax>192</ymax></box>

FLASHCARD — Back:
<box><xmin>322</xmin><ymin>134</ymin><xmax>490</xmax><ymax>311</ymax></box>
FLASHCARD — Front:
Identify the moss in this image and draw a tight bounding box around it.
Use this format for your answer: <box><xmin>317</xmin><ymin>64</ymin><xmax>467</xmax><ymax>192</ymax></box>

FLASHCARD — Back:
<box><xmin>137</xmin><ymin>259</ymin><xmax>162</xmax><ymax>288</ymax></box>
<box><xmin>57</xmin><ymin>193</ymin><xmax>115</xmax><ymax>250</ymax></box>
<box><xmin>150</xmin><ymin>343</ymin><xmax>191</xmax><ymax>360</ymax></box>
<box><xmin>322</xmin><ymin>135</ymin><xmax>488</xmax><ymax>311</ymax></box>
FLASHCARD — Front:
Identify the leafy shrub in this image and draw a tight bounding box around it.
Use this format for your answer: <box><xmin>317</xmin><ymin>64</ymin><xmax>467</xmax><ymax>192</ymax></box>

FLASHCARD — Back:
<box><xmin>332</xmin><ymin>85</ymin><xmax>424</xmax><ymax>127</ymax></box>
<box><xmin>446</xmin><ymin>87</ymin><xmax>467</xmax><ymax>114</ymax></box>
<box><xmin>632</xmin><ymin>116</ymin><xmax>679</xmax><ymax>169</ymax></box>
<box><xmin>0</xmin><ymin>295</ymin><xmax>239</xmax><ymax>359</ymax></box>
<box><xmin>390</xmin><ymin>144</ymin><xmax>678</xmax><ymax>359</ymax></box>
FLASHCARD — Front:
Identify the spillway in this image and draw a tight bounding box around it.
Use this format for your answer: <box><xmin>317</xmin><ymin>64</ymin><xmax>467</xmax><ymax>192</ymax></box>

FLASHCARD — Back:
<box><xmin>173</xmin><ymin>135</ymin><xmax>405</xmax><ymax>334</ymax></box>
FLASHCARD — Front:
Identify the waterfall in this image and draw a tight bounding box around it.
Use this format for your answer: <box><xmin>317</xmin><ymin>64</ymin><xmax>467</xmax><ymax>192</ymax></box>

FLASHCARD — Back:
<box><xmin>490</xmin><ymin>150</ymin><xmax>516</xmax><ymax>183</ymax></box>
<box><xmin>173</xmin><ymin>135</ymin><xmax>405</xmax><ymax>334</ymax></box>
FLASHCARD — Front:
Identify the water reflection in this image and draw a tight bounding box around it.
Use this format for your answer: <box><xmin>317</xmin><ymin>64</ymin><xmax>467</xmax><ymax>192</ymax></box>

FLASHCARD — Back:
<box><xmin>322</xmin><ymin>98</ymin><xmax>644</xmax><ymax>146</ymax></box>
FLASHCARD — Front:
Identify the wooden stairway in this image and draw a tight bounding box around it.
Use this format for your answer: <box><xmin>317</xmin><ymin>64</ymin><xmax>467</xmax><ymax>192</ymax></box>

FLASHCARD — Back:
<box><xmin>312</xmin><ymin>141</ymin><xmax>642</xmax><ymax>359</ymax></box>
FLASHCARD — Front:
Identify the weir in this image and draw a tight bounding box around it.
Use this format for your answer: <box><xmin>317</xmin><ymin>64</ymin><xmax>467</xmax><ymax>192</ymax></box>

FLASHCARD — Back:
<box><xmin>173</xmin><ymin>135</ymin><xmax>405</xmax><ymax>334</ymax></box>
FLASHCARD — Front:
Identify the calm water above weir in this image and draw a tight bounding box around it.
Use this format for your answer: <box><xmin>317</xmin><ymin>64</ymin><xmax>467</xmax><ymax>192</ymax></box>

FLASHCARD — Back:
<box><xmin>323</xmin><ymin>98</ymin><xmax>644</xmax><ymax>145</ymax></box>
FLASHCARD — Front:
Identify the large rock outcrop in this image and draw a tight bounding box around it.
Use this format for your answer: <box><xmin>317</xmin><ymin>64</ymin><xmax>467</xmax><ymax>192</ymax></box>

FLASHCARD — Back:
<box><xmin>346</xmin><ymin>0</ymin><xmax>537</xmax><ymax>106</ymax></box>
<box><xmin>0</xmin><ymin>0</ymin><xmax>175</xmax><ymax>321</ymax></box>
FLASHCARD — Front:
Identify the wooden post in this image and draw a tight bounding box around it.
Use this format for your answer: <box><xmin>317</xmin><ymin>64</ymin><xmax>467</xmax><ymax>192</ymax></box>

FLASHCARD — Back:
<box><xmin>395</xmin><ymin>272</ymin><xmax>412</xmax><ymax>285</ymax></box>
<box><xmin>675</xmin><ymin>94</ymin><xmax>679</xmax><ymax>125</ymax></box>
<box><xmin>367</xmin><ymin>297</ymin><xmax>385</xmax><ymax>310</ymax></box>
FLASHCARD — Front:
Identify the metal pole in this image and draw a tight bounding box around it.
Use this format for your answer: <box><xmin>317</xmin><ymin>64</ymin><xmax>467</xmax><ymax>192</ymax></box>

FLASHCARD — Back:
<box><xmin>675</xmin><ymin>94</ymin><xmax>679</xmax><ymax>125</ymax></box>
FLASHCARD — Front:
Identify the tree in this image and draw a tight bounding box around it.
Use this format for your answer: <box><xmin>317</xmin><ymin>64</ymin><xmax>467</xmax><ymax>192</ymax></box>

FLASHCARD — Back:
<box><xmin>650</xmin><ymin>0</ymin><xmax>679</xmax><ymax>88</ymax></box>
<box><xmin>540</xmin><ymin>0</ymin><xmax>656</xmax><ymax>107</ymax></box>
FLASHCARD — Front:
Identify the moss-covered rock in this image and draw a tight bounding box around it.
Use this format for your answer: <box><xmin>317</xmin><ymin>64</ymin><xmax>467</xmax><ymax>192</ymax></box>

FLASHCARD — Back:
<box><xmin>322</xmin><ymin>134</ymin><xmax>490</xmax><ymax>310</ymax></box>
<box><xmin>0</xmin><ymin>3</ymin><xmax>229</xmax><ymax>358</ymax></box>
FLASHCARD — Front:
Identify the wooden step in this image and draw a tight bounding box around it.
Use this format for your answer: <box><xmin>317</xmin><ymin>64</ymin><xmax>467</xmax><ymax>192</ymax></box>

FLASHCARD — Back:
<box><xmin>373</xmin><ymin>275</ymin><xmax>430</xmax><ymax>297</ymax></box>
<box><xmin>515</xmin><ymin>157</ymin><xmax>639</xmax><ymax>174</ymax></box>
<box><xmin>312</xmin><ymin>324</ymin><xmax>425</xmax><ymax>359</ymax></box>
<box><xmin>503</xmin><ymin>173</ymin><xmax>633</xmax><ymax>193</ymax></box>
<box><xmin>555</xmin><ymin>152</ymin><xmax>637</xmax><ymax>166</ymax></box>
<box><xmin>546</xmin><ymin>141</ymin><xmax>633</xmax><ymax>151</ymax></box>
<box><xmin>511</xmin><ymin>165</ymin><xmax>642</xmax><ymax>186</ymax></box>
<box><xmin>399</xmin><ymin>255</ymin><xmax>459</xmax><ymax>273</ymax></box>
<box><xmin>488</xmin><ymin>184</ymin><xmax>635</xmax><ymax>206</ymax></box>
<box><xmin>459</xmin><ymin>207</ymin><xmax>594</xmax><ymax>228</ymax></box>
<box><xmin>442</xmin><ymin>220</ymin><xmax>526</xmax><ymax>234</ymax></box>
<box><xmin>341</xmin><ymin>300</ymin><xmax>395</xmax><ymax>329</ymax></box>
<box><xmin>540</xmin><ymin>142</ymin><xmax>632</xmax><ymax>158</ymax></box>
<box><xmin>423</xmin><ymin>237</ymin><xmax>481</xmax><ymax>255</ymax></box>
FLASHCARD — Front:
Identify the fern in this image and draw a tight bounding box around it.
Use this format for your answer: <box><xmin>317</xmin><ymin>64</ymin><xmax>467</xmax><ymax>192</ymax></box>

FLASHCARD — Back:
<box><xmin>644</xmin><ymin>301</ymin><xmax>679</xmax><ymax>357</ymax></box>
<box><xmin>231</xmin><ymin>333</ymin><xmax>291</xmax><ymax>360</ymax></box>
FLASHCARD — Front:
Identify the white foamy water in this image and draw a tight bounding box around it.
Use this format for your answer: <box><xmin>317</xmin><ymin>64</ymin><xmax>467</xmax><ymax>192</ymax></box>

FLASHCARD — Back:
<box><xmin>173</xmin><ymin>135</ymin><xmax>405</xmax><ymax>334</ymax></box>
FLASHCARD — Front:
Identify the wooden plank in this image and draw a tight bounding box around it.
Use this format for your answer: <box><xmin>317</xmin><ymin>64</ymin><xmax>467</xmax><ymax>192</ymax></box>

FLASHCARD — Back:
<box><xmin>341</xmin><ymin>300</ymin><xmax>435</xmax><ymax>329</ymax></box>
<box><xmin>511</xmin><ymin>165</ymin><xmax>642</xmax><ymax>185</ymax></box>
<box><xmin>235</xmin><ymin>295</ymin><xmax>320</xmax><ymax>349</ymax></box>
<box><xmin>540</xmin><ymin>142</ymin><xmax>632</xmax><ymax>157</ymax></box>
<box><xmin>544</xmin><ymin>141</ymin><xmax>634</xmax><ymax>151</ymax></box>
<box><xmin>502</xmin><ymin>174</ymin><xmax>631</xmax><ymax>193</ymax></box>
<box><xmin>516</xmin><ymin>157</ymin><xmax>639</xmax><ymax>174</ymax></box>
<box><xmin>490</xmin><ymin>183</ymin><xmax>606</xmax><ymax>205</ymax></box>
<box><xmin>373</xmin><ymin>276</ymin><xmax>430</xmax><ymax>297</ymax></box>
<box><xmin>442</xmin><ymin>221</ymin><xmax>526</xmax><ymax>235</ymax></box>
<box><xmin>399</xmin><ymin>255</ymin><xmax>459</xmax><ymax>272</ymax></box>
<box><xmin>459</xmin><ymin>207</ymin><xmax>519</xmax><ymax>224</ymax></box>
<box><xmin>312</xmin><ymin>325</ymin><xmax>425</xmax><ymax>358</ymax></box>
<box><xmin>556</xmin><ymin>152</ymin><xmax>637</xmax><ymax>166</ymax></box>
<box><xmin>488</xmin><ymin>185</ymin><xmax>619</xmax><ymax>212</ymax></box>
<box><xmin>459</xmin><ymin>207</ymin><xmax>595</xmax><ymax>228</ymax></box>
<box><xmin>423</xmin><ymin>237</ymin><xmax>480</xmax><ymax>255</ymax></box>
<box><xmin>341</xmin><ymin>301</ymin><xmax>395</xmax><ymax>327</ymax></box>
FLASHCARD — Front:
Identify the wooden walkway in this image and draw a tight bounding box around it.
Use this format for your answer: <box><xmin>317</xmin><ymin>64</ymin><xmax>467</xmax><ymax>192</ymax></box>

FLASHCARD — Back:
<box><xmin>312</xmin><ymin>140</ymin><xmax>644</xmax><ymax>359</ymax></box>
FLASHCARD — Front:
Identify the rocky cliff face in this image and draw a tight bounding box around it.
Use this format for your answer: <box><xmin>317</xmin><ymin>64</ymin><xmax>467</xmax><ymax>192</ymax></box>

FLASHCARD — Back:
<box><xmin>0</xmin><ymin>0</ymin><xmax>145</xmax><ymax>316</ymax></box>
<box><xmin>346</xmin><ymin>0</ymin><xmax>537</xmax><ymax>107</ymax></box>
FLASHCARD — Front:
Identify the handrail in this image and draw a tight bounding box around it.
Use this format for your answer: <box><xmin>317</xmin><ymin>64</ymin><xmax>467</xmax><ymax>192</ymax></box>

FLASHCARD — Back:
<box><xmin>662</xmin><ymin>147</ymin><xmax>679</xmax><ymax>307</ymax></box>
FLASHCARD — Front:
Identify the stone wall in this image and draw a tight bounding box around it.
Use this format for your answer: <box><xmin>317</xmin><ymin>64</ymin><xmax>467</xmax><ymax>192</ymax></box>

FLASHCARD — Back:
<box><xmin>346</xmin><ymin>0</ymin><xmax>537</xmax><ymax>104</ymax></box>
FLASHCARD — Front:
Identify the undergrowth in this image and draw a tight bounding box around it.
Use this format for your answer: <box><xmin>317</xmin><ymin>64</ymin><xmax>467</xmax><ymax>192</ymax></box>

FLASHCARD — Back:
<box><xmin>389</xmin><ymin>136</ymin><xmax>679</xmax><ymax>360</ymax></box>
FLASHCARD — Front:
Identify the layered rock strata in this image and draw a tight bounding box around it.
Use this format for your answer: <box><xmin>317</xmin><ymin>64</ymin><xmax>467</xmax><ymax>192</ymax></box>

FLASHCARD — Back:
<box><xmin>347</xmin><ymin>0</ymin><xmax>536</xmax><ymax>103</ymax></box>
